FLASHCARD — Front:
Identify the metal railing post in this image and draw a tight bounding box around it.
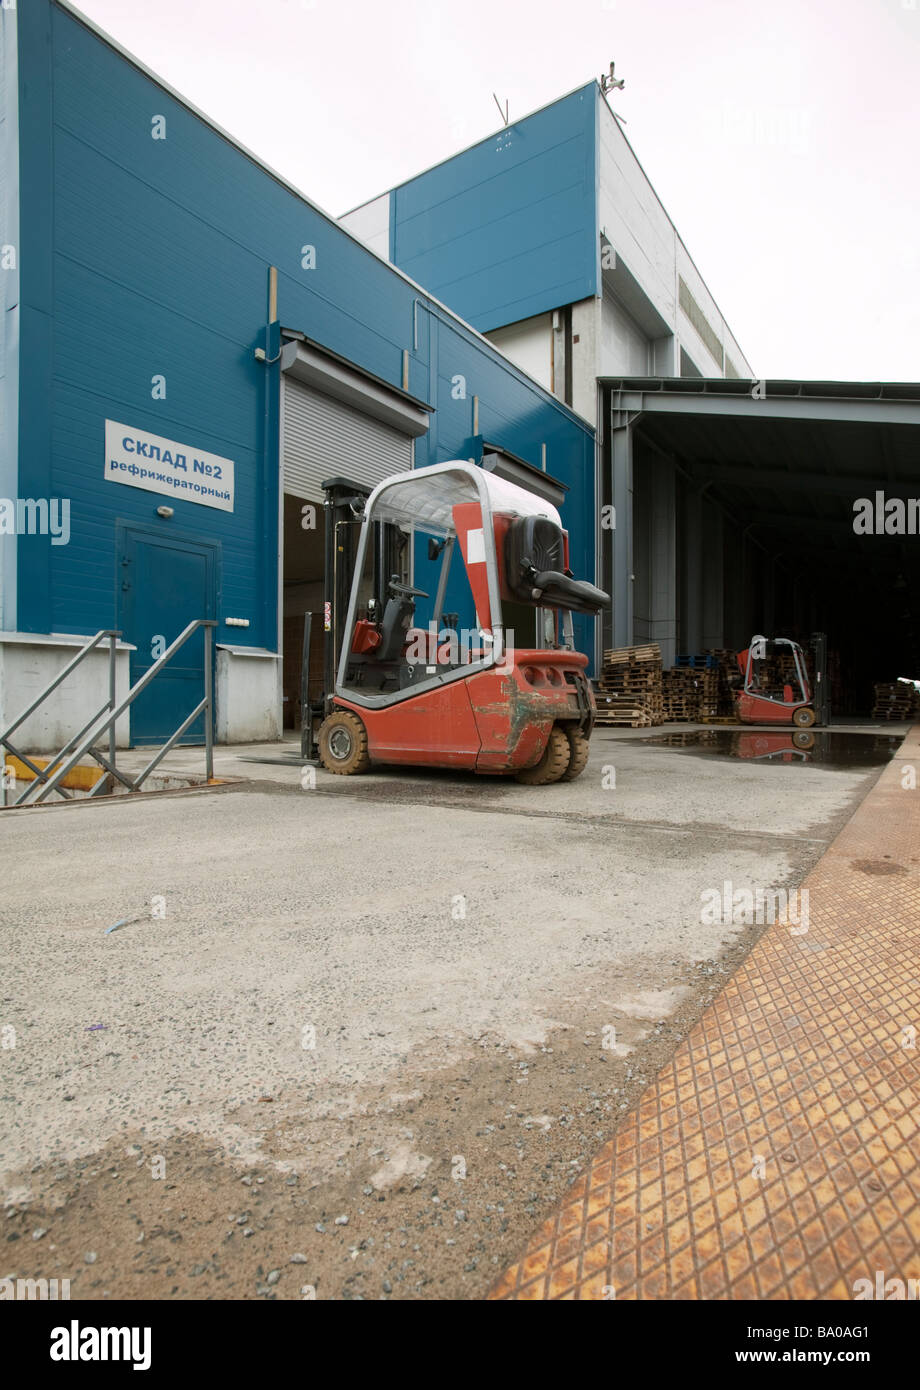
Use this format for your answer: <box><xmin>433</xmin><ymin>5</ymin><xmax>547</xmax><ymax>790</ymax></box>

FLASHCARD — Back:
<box><xmin>204</xmin><ymin>623</ymin><xmax>214</xmax><ymax>781</ymax></box>
<box><xmin>108</xmin><ymin>632</ymin><xmax>117</xmax><ymax>793</ymax></box>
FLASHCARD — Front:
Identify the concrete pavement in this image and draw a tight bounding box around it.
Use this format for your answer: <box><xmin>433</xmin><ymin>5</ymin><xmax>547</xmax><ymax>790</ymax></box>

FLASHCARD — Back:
<box><xmin>0</xmin><ymin>725</ymin><xmax>903</xmax><ymax>1298</ymax></box>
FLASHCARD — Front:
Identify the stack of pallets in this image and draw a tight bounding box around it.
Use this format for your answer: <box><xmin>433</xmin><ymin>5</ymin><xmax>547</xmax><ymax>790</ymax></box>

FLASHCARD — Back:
<box><xmin>594</xmin><ymin>644</ymin><xmax>663</xmax><ymax>727</ymax></box>
<box><xmin>872</xmin><ymin>681</ymin><xmax>920</xmax><ymax>721</ymax></box>
<box><xmin>661</xmin><ymin>667</ymin><xmax>700</xmax><ymax>721</ymax></box>
<box><xmin>702</xmin><ymin>649</ymin><xmax>742</xmax><ymax>718</ymax></box>
<box><xmin>697</xmin><ymin>669</ymin><xmax>720</xmax><ymax>719</ymax></box>
<box><xmin>661</xmin><ymin>666</ymin><xmax>721</xmax><ymax>721</ymax></box>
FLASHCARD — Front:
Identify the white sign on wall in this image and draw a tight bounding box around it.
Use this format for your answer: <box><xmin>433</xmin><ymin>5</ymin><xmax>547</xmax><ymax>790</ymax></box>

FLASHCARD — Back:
<box><xmin>104</xmin><ymin>420</ymin><xmax>235</xmax><ymax>513</ymax></box>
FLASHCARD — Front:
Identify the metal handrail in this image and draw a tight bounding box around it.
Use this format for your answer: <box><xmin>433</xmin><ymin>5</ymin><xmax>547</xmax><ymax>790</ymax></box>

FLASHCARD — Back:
<box><xmin>2</xmin><ymin>621</ymin><xmax>216</xmax><ymax>808</ymax></box>
<box><xmin>1</xmin><ymin>630</ymin><xmax>119</xmax><ymax>806</ymax></box>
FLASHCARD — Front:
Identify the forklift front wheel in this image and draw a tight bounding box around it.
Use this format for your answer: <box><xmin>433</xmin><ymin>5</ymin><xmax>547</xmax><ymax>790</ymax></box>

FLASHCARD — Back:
<box><xmin>514</xmin><ymin>725</ymin><xmax>571</xmax><ymax>785</ymax></box>
<box><xmin>793</xmin><ymin>706</ymin><xmax>816</xmax><ymax>728</ymax></box>
<box><xmin>559</xmin><ymin>725</ymin><xmax>590</xmax><ymax>781</ymax></box>
<box><xmin>318</xmin><ymin>710</ymin><xmax>371</xmax><ymax>775</ymax></box>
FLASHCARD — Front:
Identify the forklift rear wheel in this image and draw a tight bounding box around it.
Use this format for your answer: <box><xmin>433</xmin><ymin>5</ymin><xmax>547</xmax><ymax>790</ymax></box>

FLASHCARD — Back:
<box><xmin>514</xmin><ymin>725</ymin><xmax>571</xmax><ymax>785</ymax></box>
<box><xmin>559</xmin><ymin>726</ymin><xmax>590</xmax><ymax>781</ymax></box>
<box><xmin>793</xmin><ymin>706</ymin><xmax>816</xmax><ymax>728</ymax></box>
<box><xmin>318</xmin><ymin>710</ymin><xmax>371</xmax><ymax>775</ymax></box>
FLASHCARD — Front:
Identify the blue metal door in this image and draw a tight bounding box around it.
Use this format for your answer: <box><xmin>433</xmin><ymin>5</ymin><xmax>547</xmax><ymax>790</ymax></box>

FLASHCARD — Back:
<box><xmin>117</xmin><ymin>526</ymin><xmax>219</xmax><ymax>747</ymax></box>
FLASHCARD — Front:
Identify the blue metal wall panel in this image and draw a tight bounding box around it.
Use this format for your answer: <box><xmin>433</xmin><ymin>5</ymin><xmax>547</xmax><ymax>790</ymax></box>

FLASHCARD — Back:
<box><xmin>0</xmin><ymin>8</ymin><xmax>20</xmax><ymax>498</ymax></box>
<box><xmin>0</xmin><ymin>6</ymin><xmax>22</xmax><ymax>630</ymax></box>
<box><xmin>15</xmin><ymin>1</ymin><xmax>597</xmax><ymax>668</ymax></box>
<box><xmin>15</xmin><ymin>0</ymin><xmax>54</xmax><ymax>633</ymax></box>
<box><xmin>391</xmin><ymin>87</ymin><xmax>598</xmax><ymax>332</ymax></box>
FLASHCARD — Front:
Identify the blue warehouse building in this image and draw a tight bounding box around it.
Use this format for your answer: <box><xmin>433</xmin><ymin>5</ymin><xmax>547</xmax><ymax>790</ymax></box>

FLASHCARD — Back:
<box><xmin>0</xmin><ymin>0</ymin><xmax>596</xmax><ymax>752</ymax></box>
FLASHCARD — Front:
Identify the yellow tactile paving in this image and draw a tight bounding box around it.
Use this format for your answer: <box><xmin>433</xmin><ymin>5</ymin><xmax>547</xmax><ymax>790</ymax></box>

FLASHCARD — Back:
<box><xmin>491</xmin><ymin>726</ymin><xmax>920</xmax><ymax>1300</ymax></box>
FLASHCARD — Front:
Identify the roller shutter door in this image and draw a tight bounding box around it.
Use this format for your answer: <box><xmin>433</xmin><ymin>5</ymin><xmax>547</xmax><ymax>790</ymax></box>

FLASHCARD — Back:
<box><xmin>282</xmin><ymin>378</ymin><xmax>413</xmax><ymax>503</ymax></box>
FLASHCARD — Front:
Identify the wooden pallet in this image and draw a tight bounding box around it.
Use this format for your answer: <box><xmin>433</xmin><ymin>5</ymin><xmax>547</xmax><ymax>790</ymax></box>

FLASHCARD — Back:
<box><xmin>601</xmin><ymin>644</ymin><xmax>661</xmax><ymax>665</ymax></box>
<box><xmin>661</xmin><ymin>665</ymin><xmax>721</xmax><ymax>722</ymax></box>
<box><xmin>594</xmin><ymin>711</ymin><xmax>656</xmax><ymax>728</ymax></box>
<box><xmin>596</xmin><ymin>677</ymin><xmax>660</xmax><ymax>691</ymax></box>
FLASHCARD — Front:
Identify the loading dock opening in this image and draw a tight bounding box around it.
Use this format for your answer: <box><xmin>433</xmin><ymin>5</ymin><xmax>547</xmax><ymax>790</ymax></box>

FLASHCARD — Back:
<box><xmin>600</xmin><ymin>379</ymin><xmax>920</xmax><ymax>717</ymax></box>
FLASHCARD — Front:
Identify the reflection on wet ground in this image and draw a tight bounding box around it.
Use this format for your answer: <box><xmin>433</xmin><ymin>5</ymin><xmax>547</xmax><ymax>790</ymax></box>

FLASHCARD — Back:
<box><xmin>632</xmin><ymin>728</ymin><xmax>904</xmax><ymax>769</ymax></box>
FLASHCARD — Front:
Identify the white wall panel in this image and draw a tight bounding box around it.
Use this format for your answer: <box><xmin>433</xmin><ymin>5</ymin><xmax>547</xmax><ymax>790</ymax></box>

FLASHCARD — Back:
<box><xmin>601</xmin><ymin>287</ymin><xmax>651</xmax><ymax>376</ymax></box>
<box><xmin>339</xmin><ymin>192</ymin><xmax>391</xmax><ymax>261</ymax></box>
<box><xmin>485</xmin><ymin>312</ymin><xmax>554</xmax><ymax>392</ymax></box>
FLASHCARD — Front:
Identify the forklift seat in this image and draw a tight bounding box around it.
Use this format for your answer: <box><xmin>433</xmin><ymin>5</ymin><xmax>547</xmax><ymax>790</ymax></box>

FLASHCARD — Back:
<box><xmin>531</xmin><ymin>570</ymin><xmax>609</xmax><ymax>613</ymax></box>
<box><xmin>377</xmin><ymin>595</ymin><xmax>415</xmax><ymax>662</ymax></box>
<box><xmin>504</xmin><ymin>516</ymin><xmax>609</xmax><ymax>615</ymax></box>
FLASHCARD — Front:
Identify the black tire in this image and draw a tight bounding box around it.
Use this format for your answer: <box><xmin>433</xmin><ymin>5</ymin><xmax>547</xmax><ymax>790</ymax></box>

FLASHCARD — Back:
<box><xmin>792</xmin><ymin>706</ymin><xmax>816</xmax><ymax>728</ymax></box>
<box><xmin>515</xmin><ymin>725</ymin><xmax>571</xmax><ymax>785</ymax></box>
<box><xmin>317</xmin><ymin>709</ymin><xmax>371</xmax><ymax>775</ymax></box>
<box><xmin>559</xmin><ymin>726</ymin><xmax>590</xmax><ymax>781</ymax></box>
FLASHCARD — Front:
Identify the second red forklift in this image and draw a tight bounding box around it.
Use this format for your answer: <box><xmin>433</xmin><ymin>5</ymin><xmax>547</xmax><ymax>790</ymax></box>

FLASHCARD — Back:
<box><xmin>734</xmin><ymin>633</ymin><xmax>828</xmax><ymax>727</ymax></box>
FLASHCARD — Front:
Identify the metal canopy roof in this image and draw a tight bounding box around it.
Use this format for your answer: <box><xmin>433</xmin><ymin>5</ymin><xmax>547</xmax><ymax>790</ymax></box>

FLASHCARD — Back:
<box><xmin>604</xmin><ymin>377</ymin><xmax>920</xmax><ymax>403</ymax></box>
<box><xmin>365</xmin><ymin>460</ymin><xmax>562</xmax><ymax>535</ymax></box>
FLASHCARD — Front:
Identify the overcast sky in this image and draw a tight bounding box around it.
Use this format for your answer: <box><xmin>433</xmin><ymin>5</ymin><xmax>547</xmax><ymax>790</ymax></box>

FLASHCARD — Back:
<box><xmin>73</xmin><ymin>0</ymin><xmax>919</xmax><ymax>381</ymax></box>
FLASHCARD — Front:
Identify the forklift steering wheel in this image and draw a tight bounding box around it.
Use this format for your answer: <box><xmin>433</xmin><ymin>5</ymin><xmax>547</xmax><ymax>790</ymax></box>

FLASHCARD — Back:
<box><xmin>388</xmin><ymin>578</ymin><xmax>429</xmax><ymax>600</ymax></box>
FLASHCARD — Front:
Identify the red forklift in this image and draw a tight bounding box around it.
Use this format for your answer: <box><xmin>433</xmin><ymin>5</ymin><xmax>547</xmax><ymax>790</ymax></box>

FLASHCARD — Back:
<box><xmin>733</xmin><ymin>729</ymin><xmax>816</xmax><ymax>759</ymax></box>
<box><xmin>734</xmin><ymin>633</ymin><xmax>827</xmax><ymax>728</ymax></box>
<box><xmin>304</xmin><ymin>461</ymin><xmax>608</xmax><ymax>783</ymax></box>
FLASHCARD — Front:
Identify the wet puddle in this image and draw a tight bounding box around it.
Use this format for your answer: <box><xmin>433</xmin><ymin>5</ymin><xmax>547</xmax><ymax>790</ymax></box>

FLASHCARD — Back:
<box><xmin>631</xmin><ymin>728</ymin><xmax>904</xmax><ymax>769</ymax></box>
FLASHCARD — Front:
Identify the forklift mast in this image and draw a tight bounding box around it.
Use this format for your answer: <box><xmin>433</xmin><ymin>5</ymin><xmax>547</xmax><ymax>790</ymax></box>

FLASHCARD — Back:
<box><xmin>301</xmin><ymin>475</ymin><xmax>406</xmax><ymax>756</ymax></box>
<box><xmin>298</xmin><ymin>477</ymin><xmax>369</xmax><ymax>758</ymax></box>
<box><xmin>810</xmin><ymin>631</ymin><xmax>829</xmax><ymax>726</ymax></box>
<box><xmin>322</xmin><ymin>477</ymin><xmax>371</xmax><ymax>713</ymax></box>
